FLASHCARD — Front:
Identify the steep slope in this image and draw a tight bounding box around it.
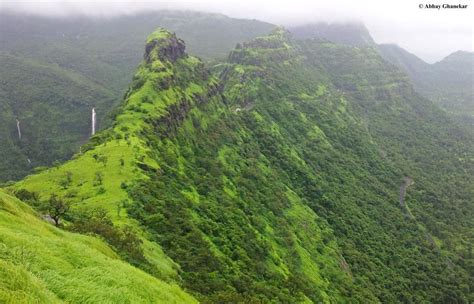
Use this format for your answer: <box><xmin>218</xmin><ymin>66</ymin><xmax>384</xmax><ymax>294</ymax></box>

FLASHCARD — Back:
<box><xmin>378</xmin><ymin>44</ymin><xmax>474</xmax><ymax>120</ymax></box>
<box><xmin>7</xmin><ymin>27</ymin><xmax>473</xmax><ymax>303</ymax></box>
<box><xmin>0</xmin><ymin>53</ymin><xmax>116</xmax><ymax>181</ymax></box>
<box><xmin>11</xmin><ymin>28</ymin><xmax>360</xmax><ymax>303</ymax></box>
<box><xmin>288</xmin><ymin>23</ymin><xmax>473</xmax><ymax>122</ymax></box>
<box><xmin>0</xmin><ymin>11</ymin><xmax>275</xmax><ymax>182</ymax></box>
<box><xmin>0</xmin><ymin>190</ymin><xmax>196</xmax><ymax>303</ymax></box>
<box><xmin>221</xmin><ymin>30</ymin><xmax>472</xmax><ymax>302</ymax></box>
<box><xmin>298</xmin><ymin>38</ymin><xmax>473</xmax><ymax>301</ymax></box>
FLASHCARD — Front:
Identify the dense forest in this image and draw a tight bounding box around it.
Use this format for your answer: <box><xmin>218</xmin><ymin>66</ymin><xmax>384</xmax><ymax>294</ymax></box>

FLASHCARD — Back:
<box><xmin>0</xmin><ymin>22</ymin><xmax>472</xmax><ymax>303</ymax></box>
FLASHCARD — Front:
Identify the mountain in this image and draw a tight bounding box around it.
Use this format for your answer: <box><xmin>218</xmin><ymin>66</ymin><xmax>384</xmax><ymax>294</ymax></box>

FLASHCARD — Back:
<box><xmin>288</xmin><ymin>23</ymin><xmax>473</xmax><ymax>122</ymax></box>
<box><xmin>0</xmin><ymin>11</ymin><xmax>275</xmax><ymax>182</ymax></box>
<box><xmin>289</xmin><ymin>22</ymin><xmax>376</xmax><ymax>47</ymax></box>
<box><xmin>2</xmin><ymin>27</ymin><xmax>472</xmax><ymax>303</ymax></box>
<box><xmin>379</xmin><ymin>45</ymin><xmax>474</xmax><ymax>120</ymax></box>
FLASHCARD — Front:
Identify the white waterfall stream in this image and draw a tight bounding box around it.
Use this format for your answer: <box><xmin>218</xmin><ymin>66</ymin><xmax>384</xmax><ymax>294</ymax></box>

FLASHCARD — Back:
<box><xmin>16</xmin><ymin>119</ymin><xmax>21</xmax><ymax>140</ymax></box>
<box><xmin>92</xmin><ymin>108</ymin><xmax>96</xmax><ymax>136</ymax></box>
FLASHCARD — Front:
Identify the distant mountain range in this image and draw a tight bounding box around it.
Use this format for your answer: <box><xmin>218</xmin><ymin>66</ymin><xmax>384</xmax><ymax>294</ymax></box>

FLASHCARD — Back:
<box><xmin>378</xmin><ymin>45</ymin><xmax>473</xmax><ymax>119</ymax></box>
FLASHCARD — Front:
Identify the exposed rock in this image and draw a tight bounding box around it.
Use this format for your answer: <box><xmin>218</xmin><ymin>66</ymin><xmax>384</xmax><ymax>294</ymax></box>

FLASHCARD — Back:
<box><xmin>145</xmin><ymin>32</ymin><xmax>186</xmax><ymax>64</ymax></box>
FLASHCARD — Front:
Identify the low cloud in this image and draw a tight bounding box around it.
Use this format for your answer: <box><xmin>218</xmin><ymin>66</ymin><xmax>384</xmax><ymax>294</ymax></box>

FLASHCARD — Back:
<box><xmin>1</xmin><ymin>0</ymin><xmax>472</xmax><ymax>62</ymax></box>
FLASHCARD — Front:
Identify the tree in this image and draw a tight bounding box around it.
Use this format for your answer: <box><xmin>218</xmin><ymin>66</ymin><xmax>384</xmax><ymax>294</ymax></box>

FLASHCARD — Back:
<box><xmin>98</xmin><ymin>155</ymin><xmax>108</xmax><ymax>167</ymax></box>
<box><xmin>94</xmin><ymin>171</ymin><xmax>103</xmax><ymax>186</ymax></box>
<box><xmin>59</xmin><ymin>171</ymin><xmax>73</xmax><ymax>189</ymax></box>
<box><xmin>48</xmin><ymin>194</ymin><xmax>69</xmax><ymax>227</ymax></box>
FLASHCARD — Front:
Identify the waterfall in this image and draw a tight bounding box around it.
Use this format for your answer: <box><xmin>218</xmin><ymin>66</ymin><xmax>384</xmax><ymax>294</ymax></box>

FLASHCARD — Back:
<box><xmin>16</xmin><ymin>119</ymin><xmax>21</xmax><ymax>140</ymax></box>
<box><xmin>27</xmin><ymin>158</ymin><xmax>31</xmax><ymax>166</ymax></box>
<box><xmin>91</xmin><ymin>108</ymin><xmax>96</xmax><ymax>136</ymax></box>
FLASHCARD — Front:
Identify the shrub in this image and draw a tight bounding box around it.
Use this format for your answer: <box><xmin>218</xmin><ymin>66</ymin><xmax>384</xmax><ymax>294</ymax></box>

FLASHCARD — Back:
<box><xmin>70</xmin><ymin>208</ymin><xmax>147</xmax><ymax>266</ymax></box>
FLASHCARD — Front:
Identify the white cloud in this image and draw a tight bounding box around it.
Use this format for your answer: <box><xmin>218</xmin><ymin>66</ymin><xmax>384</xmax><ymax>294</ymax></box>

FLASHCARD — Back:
<box><xmin>1</xmin><ymin>0</ymin><xmax>472</xmax><ymax>62</ymax></box>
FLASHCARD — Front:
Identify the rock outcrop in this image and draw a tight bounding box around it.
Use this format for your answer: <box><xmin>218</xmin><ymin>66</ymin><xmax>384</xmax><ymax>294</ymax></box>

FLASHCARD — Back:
<box><xmin>145</xmin><ymin>30</ymin><xmax>186</xmax><ymax>64</ymax></box>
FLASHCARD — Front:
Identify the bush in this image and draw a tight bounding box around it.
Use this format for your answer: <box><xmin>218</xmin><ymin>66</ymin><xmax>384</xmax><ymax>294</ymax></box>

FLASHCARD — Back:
<box><xmin>14</xmin><ymin>189</ymin><xmax>40</xmax><ymax>207</ymax></box>
<box><xmin>70</xmin><ymin>208</ymin><xmax>147</xmax><ymax>266</ymax></box>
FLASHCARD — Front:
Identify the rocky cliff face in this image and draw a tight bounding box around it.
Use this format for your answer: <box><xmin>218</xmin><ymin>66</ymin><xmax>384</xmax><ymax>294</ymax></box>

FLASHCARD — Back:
<box><xmin>145</xmin><ymin>31</ymin><xmax>187</xmax><ymax>64</ymax></box>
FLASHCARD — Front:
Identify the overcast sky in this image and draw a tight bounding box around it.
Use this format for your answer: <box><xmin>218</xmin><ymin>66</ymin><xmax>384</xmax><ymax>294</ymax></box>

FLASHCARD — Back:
<box><xmin>1</xmin><ymin>0</ymin><xmax>472</xmax><ymax>62</ymax></box>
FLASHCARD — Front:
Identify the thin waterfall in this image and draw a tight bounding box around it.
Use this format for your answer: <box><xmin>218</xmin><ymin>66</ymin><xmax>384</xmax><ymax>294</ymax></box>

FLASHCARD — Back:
<box><xmin>16</xmin><ymin>119</ymin><xmax>21</xmax><ymax>140</ymax></box>
<box><xmin>91</xmin><ymin>108</ymin><xmax>96</xmax><ymax>136</ymax></box>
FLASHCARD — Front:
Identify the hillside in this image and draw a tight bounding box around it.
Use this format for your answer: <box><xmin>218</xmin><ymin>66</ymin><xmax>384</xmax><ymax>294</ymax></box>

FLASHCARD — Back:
<box><xmin>0</xmin><ymin>189</ymin><xmax>196</xmax><ymax>303</ymax></box>
<box><xmin>3</xmin><ymin>27</ymin><xmax>472</xmax><ymax>303</ymax></box>
<box><xmin>0</xmin><ymin>53</ymin><xmax>116</xmax><ymax>180</ymax></box>
<box><xmin>0</xmin><ymin>11</ymin><xmax>275</xmax><ymax>182</ymax></box>
<box><xmin>287</xmin><ymin>22</ymin><xmax>473</xmax><ymax>122</ymax></box>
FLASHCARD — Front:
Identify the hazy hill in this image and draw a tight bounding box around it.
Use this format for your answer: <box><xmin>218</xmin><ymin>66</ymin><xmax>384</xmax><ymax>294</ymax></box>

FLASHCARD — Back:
<box><xmin>378</xmin><ymin>45</ymin><xmax>473</xmax><ymax>120</ymax></box>
<box><xmin>289</xmin><ymin>22</ymin><xmax>376</xmax><ymax>47</ymax></box>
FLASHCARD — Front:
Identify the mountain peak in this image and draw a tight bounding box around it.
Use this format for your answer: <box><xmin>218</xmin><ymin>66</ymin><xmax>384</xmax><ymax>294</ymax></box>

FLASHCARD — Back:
<box><xmin>144</xmin><ymin>28</ymin><xmax>186</xmax><ymax>63</ymax></box>
<box><xmin>227</xmin><ymin>26</ymin><xmax>294</xmax><ymax>65</ymax></box>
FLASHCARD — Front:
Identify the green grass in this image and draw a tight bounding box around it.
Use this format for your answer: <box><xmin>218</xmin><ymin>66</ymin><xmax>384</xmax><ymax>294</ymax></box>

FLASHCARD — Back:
<box><xmin>146</xmin><ymin>28</ymin><xmax>174</xmax><ymax>43</ymax></box>
<box><xmin>0</xmin><ymin>190</ymin><xmax>197</xmax><ymax>303</ymax></box>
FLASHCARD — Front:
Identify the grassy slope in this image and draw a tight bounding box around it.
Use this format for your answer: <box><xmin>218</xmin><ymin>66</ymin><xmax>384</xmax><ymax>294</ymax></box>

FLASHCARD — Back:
<box><xmin>4</xmin><ymin>31</ymin><xmax>205</xmax><ymax>302</ymax></box>
<box><xmin>0</xmin><ymin>190</ymin><xmax>196</xmax><ymax>303</ymax></box>
<box><xmin>10</xmin><ymin>77</ymin><xmax>179</xmax><ymax>282</ymax></box>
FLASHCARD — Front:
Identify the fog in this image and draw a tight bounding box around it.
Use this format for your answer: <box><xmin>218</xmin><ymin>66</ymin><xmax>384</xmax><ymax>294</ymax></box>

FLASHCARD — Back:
<box><xmin>1</xmin><ymin>0</ymin><xmax>472</xmax><ymax>63</ymax></box>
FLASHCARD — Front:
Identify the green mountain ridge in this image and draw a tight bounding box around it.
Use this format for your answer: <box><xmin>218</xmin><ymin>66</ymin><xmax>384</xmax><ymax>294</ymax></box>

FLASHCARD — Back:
<box><xmin>1</xmin><ymin>27</ymin><xmax>472</xmax><ymax>303</ymax></box>
<box><xmin>0</xmin><ymin>11</ymin><xmax>275</xmax><ymax>182</ymax></box>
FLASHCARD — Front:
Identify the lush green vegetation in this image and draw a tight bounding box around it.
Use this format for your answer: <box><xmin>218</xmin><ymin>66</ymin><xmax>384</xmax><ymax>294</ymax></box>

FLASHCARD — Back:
<box><xmin>0</xmin><ymin>189</ymin><xmax>197</xmax><ymax>303</ymax></box>
<box><xmin>288</xmin><ymin>22</ymin><xmax>473</xmax><ymax>123</ymax></box>
<box><xmin>0</xmin><ymin>11</ymin><xmax>274</xmax><ymax>182</ymax></box>
<box><xmin>1</xmin><ymin>25</ymin><xmax>472</xmax><ymax>303</ymax></box>
<box><xmin>0</xmin><ymin>53</ymin><xmax>116</xmax><ymax>181</ymax></box>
